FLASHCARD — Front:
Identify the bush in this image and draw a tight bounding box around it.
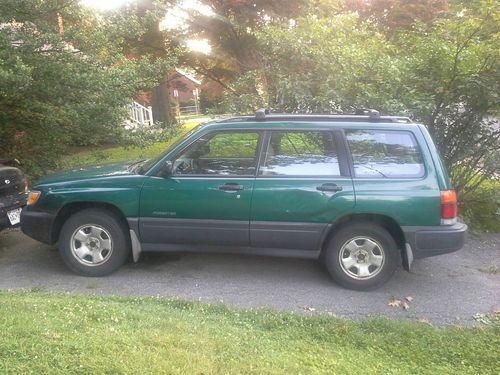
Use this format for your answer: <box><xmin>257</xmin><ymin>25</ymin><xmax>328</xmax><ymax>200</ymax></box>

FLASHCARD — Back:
<box><xmin>0</xmin><ymin>0</ymin><xmax>177</xmax><ymax>179</ymax></box>
<box><xmin>120</xmin><ymin>121</ymin><xmax>182</xmax><ymax>150</ymax></box>
<box><xmin>461</xmin><ymin>179</ymin><xmax>500</xmax><ymax>232</ymax></box>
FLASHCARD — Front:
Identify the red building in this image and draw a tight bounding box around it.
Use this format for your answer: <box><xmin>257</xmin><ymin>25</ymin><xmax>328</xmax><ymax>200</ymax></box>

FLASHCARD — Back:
<box><xmin>168</xmin><ymin>69</ymin><xmax>201</xmax><ymax>115</ymax></box>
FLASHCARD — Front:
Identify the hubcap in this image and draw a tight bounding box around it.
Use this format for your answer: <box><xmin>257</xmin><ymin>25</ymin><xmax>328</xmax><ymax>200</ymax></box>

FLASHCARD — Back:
<box><xmin>70</xmin><ymin>225</ymin><xmax>113</xmax><ymax>266</ymax></box>
<box><xmin>339</xmin><ymin>236</ymin><xmax>385</xmax><ymax>280</ymax></box>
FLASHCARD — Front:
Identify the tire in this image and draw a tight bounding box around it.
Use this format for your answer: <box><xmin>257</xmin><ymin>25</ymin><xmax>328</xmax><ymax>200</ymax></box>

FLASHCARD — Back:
<box><xmin>58</xmin><ymin>209</ymin><xmax>130</xmax><ymax>276</ymax></box>
<box><xmin>324</xmin><ymin>222</ymin><xmax>400</xmax><ymax>290</ymax></box>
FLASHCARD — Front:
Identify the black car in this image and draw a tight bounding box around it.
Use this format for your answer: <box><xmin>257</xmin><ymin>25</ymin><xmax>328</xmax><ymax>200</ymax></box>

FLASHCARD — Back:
<box><xmin>0</xmin><ymin>159</ymin><xmax>28</xmax><ymax>231</ymax></box>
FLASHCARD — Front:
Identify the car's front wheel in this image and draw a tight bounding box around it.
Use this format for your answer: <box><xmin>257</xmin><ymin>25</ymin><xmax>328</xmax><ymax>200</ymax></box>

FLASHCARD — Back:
<box><xmin>324</xmin><ymin>222</ymin><xmax>400</xmax><ymax>290</ymax></box>
<box><xmin>59</xmin><ymin>209</ymin><xmax>130</xmax><ymax>276</ymax></box>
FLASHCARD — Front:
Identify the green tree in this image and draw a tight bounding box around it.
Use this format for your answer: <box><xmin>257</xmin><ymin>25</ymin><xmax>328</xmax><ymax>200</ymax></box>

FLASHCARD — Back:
<box><xmin>224</xmin><ymin>1</ymin><xmax>499</xmax><ymax>199</ymax></box>
<box><xmin>151</xmin><ymin>0</ymin><xmax>306</xmax><ymax>105</ymax></box>
<box><xmin>396</xmin><ymin>1</ymin><xmax>499</xmax><ymax>195</ymax></box>
<box><xmin>0</xmin><ymin>0</ymin><xmax>177</xmax><ymax>177</ymax></box>
<box><xmin>225</xmin><ymin>13</ymin><xmax>403</xmax><ymax>114</ymax></box>
<box><xmin>347</xmin><ymin>0</ymin><xmax>449</xmax><ymax>31</ymax></box>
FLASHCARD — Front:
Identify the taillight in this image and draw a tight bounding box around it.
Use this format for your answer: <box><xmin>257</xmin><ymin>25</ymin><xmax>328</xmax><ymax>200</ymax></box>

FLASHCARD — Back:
<box><xmin>441</xmin><ymin>190</ymin><xmax>457</xmax><ymax>223</ymax></box>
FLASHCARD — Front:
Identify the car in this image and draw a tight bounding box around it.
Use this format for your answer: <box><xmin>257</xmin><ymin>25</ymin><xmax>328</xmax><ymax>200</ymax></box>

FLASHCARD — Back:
<box><xmin>0</xmin><ymin>159</ymin><xmax>28</xmax><ymax>231</ymax></box>
<box><xmin>21</xmin><ymin>109</ymin><xmax>467</xmax><ymax>290</ymax></box>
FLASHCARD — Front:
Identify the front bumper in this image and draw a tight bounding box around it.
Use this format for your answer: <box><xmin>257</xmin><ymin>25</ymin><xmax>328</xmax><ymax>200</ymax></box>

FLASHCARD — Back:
<box><xmin>402</xmin><ymin>222</ymin><xmax>468</xmax><ymax>259</ymax></box>
<box><xmin>20</xmin><ymin>206</ymin><xmax>56</xmax><ymax>244</ymax></box>
<box><xmin>0</xmin><ymin>193</ymin><xmax>28</xmax><ymax>229</ymax></box>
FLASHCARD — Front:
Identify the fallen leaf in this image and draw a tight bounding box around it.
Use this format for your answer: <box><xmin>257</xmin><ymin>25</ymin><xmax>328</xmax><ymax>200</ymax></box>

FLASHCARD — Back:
<box><xmin>418</xmin><ymin>318</ymin><xmax>430</xmax><ymax>324</ymax></box>
<box><xmin>303</xmin><ymin>305</ymin><xmax>316</xmax><ymax>312</ymax></box>
<box><xmin>473</xmin><ymin>313</ymin><xmax>491</xmax><ymax>325</ymax></box>
<box><xmin>405</xmin><ymin>296</ymin><xmax>414</xmax><ymax>302</ymax></box>
<box><xmin>388</xmin><ymin>297</ymin><xmax>402</xmax><ymax>308</ymax></box>
<box><xmin>402</xmin><ymin>301</ymin><xmax>410</xmax><ymax>311</ymax></box>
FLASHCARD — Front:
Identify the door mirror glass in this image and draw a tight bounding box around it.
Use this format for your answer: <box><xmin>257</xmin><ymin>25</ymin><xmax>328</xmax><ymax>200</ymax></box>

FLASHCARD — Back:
<box><xmin>157</xmin><ymin>160</ymin><xmax>173</xmax><ymax>178</ymax></box>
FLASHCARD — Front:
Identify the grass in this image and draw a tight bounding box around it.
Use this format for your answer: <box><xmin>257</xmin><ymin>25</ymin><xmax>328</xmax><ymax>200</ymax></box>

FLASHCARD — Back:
<box><xmin>60</xmin><ymin>120</ymin><xmax>203</xmax><ymax>169</ymax></box>
<box><xmin>0</xmin><ymin>290</ymin><xmax>498</xmax><ymax>375</ymax></box>
<box><xmin>177</xmin><ymin>113</ymin><xmax>214</xmax><ymax>121</ymax></box>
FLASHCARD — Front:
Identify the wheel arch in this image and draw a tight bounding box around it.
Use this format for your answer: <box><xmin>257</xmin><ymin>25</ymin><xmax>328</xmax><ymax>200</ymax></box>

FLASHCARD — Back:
<box><xmin>321</xmin><ymin>213</ymin><xmax>406</xmax><ymax>259</ymax></box>
<box><xmin>51</xmin><ymin>201</ymin><xmax>129</xmax><ymax>244</ymax></box>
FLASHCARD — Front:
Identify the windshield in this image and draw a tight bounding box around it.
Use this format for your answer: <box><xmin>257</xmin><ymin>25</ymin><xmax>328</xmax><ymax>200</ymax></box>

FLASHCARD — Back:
<box><xmin>136</xmin><ymin>123</ymin><xmax>208</xmax><ymax>174</ymax></box>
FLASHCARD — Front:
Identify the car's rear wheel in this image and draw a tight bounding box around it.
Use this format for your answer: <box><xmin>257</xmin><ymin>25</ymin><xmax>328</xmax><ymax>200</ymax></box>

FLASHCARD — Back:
<box><xmin>324</xmin><ymin>222</ymin><xmax>400</xmax><ymax>290</ymax></box>
<box><xmin>59</xmin><ymin>209</ymin><xmax>130</xmax><ymax>276</ymax></box>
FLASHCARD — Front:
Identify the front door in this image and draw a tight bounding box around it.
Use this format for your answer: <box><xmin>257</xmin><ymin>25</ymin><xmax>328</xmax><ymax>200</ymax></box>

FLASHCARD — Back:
<box><xmin>139</xmin><ymin>130</ymin><xmax>261</xmax><ymax>246</ymax></box>
<box><xmin>250</xmin><ymin>129</ymin><xmax>355</xmax><ymax>251</ymax></box>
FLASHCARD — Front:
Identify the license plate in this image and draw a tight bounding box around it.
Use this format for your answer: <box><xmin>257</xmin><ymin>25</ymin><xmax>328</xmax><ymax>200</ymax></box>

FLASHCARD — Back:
<box><xmin>7</xmin><ymin>208</ymin><xmax>22</xmax><ymax>225</ymax></box>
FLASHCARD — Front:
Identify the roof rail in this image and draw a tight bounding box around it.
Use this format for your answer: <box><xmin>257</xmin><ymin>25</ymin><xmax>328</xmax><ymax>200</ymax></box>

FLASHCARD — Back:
<box><xmin>216</xmin><ymin>109</ymin><xmax>412</xmax><ymax>124</ymax></box>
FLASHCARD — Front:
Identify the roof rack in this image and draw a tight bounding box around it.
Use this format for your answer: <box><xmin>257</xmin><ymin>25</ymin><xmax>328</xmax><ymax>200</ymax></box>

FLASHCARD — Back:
<box><xmin>218</xmin><ymin>109</ymin><xmax>412</xmax><ymax>124</ymax></box>
<box><xmin>255</xmin><ymin>108</ymin><xmax>269</xmax><ymax>120</ymax></box>
<box><xmin>355</xmin><ymin>108</ymin><xmax>381</xmax><ymax>119</ymax></box>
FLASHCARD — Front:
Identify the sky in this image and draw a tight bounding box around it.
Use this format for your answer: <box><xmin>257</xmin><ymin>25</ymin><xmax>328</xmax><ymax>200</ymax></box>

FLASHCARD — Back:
<box><xmin>81</xmin><ymin>0</ymin><xmax>133</xmax><ymax>11</ymax></box>
<box><xmin>81</xmin><ymin>0</ymin><xmax>213</xmax><ymax>54</ymax></box>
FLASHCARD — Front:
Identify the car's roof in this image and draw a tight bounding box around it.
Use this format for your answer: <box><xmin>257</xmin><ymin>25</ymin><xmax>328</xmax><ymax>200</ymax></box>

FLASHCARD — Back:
<box><xmin>199</xmin><ymin>111</ymin><xmax>422</xmax><ymax>131</ymax></box>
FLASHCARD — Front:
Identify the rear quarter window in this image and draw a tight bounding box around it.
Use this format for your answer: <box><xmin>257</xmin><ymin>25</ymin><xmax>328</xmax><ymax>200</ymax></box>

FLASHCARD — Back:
<box><xmin>346</xmin><ymin>130</ymin><xmax>425</xmax><ymax>178</ymax></box>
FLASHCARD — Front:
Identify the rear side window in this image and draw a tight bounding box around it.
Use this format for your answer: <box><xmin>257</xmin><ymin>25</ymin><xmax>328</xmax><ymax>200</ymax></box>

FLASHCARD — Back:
<box><xmin>259</xmin><ymin>131</ymin><xmax>340</xmax><ymax>176</ymax></box>
<box><xmin>346</xmin><ymin>130</ymin><xmax>424</xmax><ymax>178</ymax></box>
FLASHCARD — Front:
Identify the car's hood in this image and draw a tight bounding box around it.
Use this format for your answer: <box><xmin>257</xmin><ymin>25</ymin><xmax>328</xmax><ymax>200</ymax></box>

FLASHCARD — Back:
<box><xmin>35</xmin><ymin>160</ymin><xmax>138</xmax><ymax>186</ymax></box>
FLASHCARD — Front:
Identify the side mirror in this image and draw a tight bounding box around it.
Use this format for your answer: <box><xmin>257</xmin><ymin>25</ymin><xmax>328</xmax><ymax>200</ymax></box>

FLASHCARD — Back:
<box><xmin>158</xmin><ymin>160</ymin><xmax>173</xmax><ymax>178</ymax></box>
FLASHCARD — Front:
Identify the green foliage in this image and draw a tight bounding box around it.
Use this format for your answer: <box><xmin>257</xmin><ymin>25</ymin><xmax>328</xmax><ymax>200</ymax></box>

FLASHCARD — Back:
<box><xmin>203</xmin><ymin>132</ymin><xmax>259</xmax><ymax>158</ymax></box>
<box><xmin>224</xmin><ymin>2</ymin><xmax>499</xmax><ymax>205</ymax></box>
<box><xmin>60</xmin><ymin>120</ymin><xmax>203</xmax><ymax>168</ymax></box>
<box><xmin>461</xmin><ymin>179</ymin><xmax>500</xmax><ymax>232</ymax></box>
<box><xmin>0</xmin><ymin>0</ymin><xmax>178</xmax><ymax>178</ymax></box>
<box><xmin>395</xmin><ymin>2</ymin><xmax>500</xmax><ymax>196</ymax></box>
<box><xmin>224</xmin><ymin>13</ymin><xmax>405</xmax><ymax>114</ymax></box>
<box><xmin>120</xmin><ymin>121</ymin><xmax>182</xmax><ymax>149</ymax></box>
<box><xmin>0</xmin><ymin>290</ymin><xmax>499</xmax><ymax>374</ymax></box>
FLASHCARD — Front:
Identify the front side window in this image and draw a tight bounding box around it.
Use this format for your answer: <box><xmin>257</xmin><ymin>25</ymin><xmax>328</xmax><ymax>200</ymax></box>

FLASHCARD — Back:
<box><xmin>172</xmin><ymin>131</ymin><xmax>259</xmax><ymax>176</ymax></box>
<box><xmin>259</xmin><ymin>131</ymin><xmax>340</xmax><ymax>176</ymax></box>
<box><xmin>346</xmin><ymin>130</ymin><xmax>424</xmax><ymax>178</ymax></box>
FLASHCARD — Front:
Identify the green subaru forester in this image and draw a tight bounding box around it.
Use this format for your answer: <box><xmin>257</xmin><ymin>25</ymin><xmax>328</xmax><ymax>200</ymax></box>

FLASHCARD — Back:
<box><xmin>21</xmin><ymin>110</ymin><xmax>467</xmax><ymax>290</ymax></box>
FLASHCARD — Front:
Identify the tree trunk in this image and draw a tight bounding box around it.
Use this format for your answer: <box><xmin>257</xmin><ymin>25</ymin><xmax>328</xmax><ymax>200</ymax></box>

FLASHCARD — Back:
<box><xmin>151</xmin><ymin>80</ymin><xmax>173</xmax><ymax>126</ymax></box>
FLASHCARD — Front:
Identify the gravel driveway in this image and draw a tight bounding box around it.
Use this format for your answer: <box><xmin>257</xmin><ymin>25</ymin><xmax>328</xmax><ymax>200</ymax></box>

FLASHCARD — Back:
<box><xmin>1</xmin><ymin>229</ymin><xmax>498</xmax><ymax>325</ymax></box>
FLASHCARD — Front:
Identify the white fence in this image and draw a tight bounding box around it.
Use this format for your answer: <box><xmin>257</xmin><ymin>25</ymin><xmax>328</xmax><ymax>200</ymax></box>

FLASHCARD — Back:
<box><xmin>178</xmin><ymin>105</ymin><xmax>200</xmax><ymax>116</ymax></box>
<box><xmin>124</xmin><ymin>101</ymin><xmax>154</xmax><ymax>129</ymax></box>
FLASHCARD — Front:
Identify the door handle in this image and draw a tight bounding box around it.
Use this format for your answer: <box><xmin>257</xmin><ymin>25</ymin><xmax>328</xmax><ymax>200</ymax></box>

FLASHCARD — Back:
<box><xmin>219</xmin><ymin>183</ymin><xmax>244</xmax><ymax>191</ymax></box>
<box><xmin>316</xmin><ymin>183</ymin><xmax>343</xmax><ymax>192</ymax></box>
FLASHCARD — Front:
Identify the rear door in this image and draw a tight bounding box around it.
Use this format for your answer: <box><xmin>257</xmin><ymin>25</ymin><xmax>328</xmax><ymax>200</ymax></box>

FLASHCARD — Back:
<box><xmin>250</xmin><ymin>129</ymin><xmax>355</xmax><ymax>251</ymax></box>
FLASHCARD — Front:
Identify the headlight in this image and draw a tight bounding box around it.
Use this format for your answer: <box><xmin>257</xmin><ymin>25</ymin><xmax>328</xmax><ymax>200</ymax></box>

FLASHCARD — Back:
<box><xmin>27</xmin><ymin>191</ymin><xmax>41</xmax><ymax>206</ymax></box>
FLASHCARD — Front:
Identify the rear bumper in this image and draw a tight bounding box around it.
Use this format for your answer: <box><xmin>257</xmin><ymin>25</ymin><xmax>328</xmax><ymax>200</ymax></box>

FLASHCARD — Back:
<box><xmin>402</xmin><ymin>222</ymin><xmax>468</xmax><ymax>259</ymax></box>
<box><xmin>20</xmin><ymin>206</ymin><xmax>56</xmax><ymax>244</ymax></box>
